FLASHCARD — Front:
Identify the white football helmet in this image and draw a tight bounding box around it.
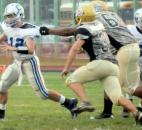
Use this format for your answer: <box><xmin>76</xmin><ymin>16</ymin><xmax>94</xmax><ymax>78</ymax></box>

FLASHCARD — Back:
<box><xmin>134</xmin><ymin>8</ymin><xmax>142</xmax><ymax>30</ymax></box>
<box><xmin>3</xmin><ymin>3</ymin><xmax>25</xmax><ymax>27</ymax></box>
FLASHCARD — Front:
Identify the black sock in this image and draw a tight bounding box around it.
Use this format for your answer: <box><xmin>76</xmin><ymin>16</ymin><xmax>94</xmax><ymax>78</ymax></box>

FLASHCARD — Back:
<box><xmin>61</xmin><ymin>98</ymin><xmax>70</xmax><ymax>107</ymax></box>
<box><xmin>0</xmin><ymin>109</ymin><xmax>5</xmax><ymax>118</ymax></box>
<box><xmin>103</xmin><ymin>98</ymin><xmax>113</xmax><ymax>114</ymax></box>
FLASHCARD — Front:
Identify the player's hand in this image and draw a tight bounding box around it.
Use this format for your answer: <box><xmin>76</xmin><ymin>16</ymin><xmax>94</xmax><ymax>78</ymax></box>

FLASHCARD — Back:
<box><xmin>39</xmin><ymin>26</ymin><xmax>49</xmax><ymax>35</ymax></box>
<box><xmin>61</xmin><ymin>69</ymin><xmax>69</xmax><ymax>79</ymax></box>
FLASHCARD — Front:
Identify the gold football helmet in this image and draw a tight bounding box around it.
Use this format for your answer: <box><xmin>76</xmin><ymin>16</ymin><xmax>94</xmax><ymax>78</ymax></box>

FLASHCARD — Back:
<box><xmin>75</xmin><ymin>0</ymin><xmax>109</xmax><ymax>25</ymax></box>
<box><xmin>75</xmin><ymin>4</ymin><xmax>95</xmax><ymax>25</ymax></box>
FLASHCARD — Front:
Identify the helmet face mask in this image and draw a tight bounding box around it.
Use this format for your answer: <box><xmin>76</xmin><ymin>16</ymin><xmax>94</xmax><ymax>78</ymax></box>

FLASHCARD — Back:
<box><xmin>75</xmin><ymin>6</ymin><xmax>84</xmax><ymax>25</ymax></box>
<box><xmin>3</xmin><ymin>3</ymin><xmax>25</xmax><ymax>27</ymax></box>
<box><xmin>134</xmin><ymin>8</ymin><xmax>142</xmax><ymax>30</ymax></box>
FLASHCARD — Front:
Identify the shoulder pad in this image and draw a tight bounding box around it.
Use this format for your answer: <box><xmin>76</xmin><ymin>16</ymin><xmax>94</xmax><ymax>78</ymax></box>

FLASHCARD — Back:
<box><xmin>21</xmin><ymin>23</ymin><xmax>37</xmax><ymax>29</ymax></box>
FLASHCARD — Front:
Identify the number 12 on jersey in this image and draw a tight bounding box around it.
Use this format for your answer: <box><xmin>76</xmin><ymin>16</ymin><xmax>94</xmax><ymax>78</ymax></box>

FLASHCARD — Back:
<box><xmin>9</xmin><ymin>37</ymin><xmax>24</xmax><ymax>47</ymax></box>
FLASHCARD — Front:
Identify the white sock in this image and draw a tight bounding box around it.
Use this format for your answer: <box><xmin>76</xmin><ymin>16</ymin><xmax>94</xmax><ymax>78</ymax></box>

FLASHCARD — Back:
<box><xmin>0</xmin><ymin>104</ymin><xmax>6</xmax><ymax>110</ymax></box>
<box><xmin>59</xmin><ymin>95</ymin><xmax>65</xmax><ymax>104</ymax></box>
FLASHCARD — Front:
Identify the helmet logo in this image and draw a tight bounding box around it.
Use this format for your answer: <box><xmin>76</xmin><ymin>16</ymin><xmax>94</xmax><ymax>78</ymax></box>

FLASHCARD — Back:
<box><xmin>15</xmin><ymin>4</ymin><xmax>21</xmax><ymax>16</ymax></box>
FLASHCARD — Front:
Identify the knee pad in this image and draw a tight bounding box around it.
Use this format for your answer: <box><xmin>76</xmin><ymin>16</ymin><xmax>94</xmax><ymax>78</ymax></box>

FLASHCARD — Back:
<box><xmin>65</xmin><ymin>75</ymin><xmax>76</xmax><ymax>86</ymax></box>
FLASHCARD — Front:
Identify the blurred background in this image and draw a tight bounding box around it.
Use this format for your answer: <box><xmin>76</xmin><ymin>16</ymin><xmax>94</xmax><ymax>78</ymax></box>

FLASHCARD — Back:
<box><xmin>0</xmin><ymin>0</ymin><xmax>142</xmax><ymax>71</ymax></box>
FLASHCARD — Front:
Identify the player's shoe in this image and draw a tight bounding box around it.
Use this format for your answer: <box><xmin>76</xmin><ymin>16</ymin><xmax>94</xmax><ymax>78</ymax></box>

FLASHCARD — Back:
<box><xmin>72</xmin><ymin>101</ymin><xmax>95</xmax><ymax>114</ymax></box>
<box><xmin>95</xmin><ymin>112</ymin><xmax>114</xmax><ymax>119</ymax></box>
<box><xmin>122</xmin><ymin>108</ymin><xmax>130</xmax><ymax>118</ymax></box>
<box><xmin>136</xmin><ymin>106</ymin><xmax>142</xmax><ymax>112</ymax></box>
<box><xmin>63</xmin><ymin>98</ymin><xmax>78</xmax><ymax>119</ymax></box>
<box><xmin>135</xmin><ymin>111</ymin><xmax>142</xmax><ymax>125</ymax></box>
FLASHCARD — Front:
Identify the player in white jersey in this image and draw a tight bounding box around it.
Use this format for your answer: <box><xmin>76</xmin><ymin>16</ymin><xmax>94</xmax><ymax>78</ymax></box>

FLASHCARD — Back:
<box><xmin>0</xmin><ymin>3</ymin><xmax>78</xmax><ymax>119</ymax></box>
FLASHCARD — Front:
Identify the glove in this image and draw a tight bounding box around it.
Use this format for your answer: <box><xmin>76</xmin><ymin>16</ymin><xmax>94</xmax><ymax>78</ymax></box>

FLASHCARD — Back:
<box><xmin>39</xmin><ymin>26</ymin><xmax>49</xmax><ymax>35</ymax></box>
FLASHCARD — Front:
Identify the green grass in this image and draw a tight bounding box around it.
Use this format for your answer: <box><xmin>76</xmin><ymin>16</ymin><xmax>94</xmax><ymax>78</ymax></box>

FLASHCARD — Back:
<box><xmin>0</xmin><ymin>72</ymin><xmax>141</xmax><ymax>130</ymax></box>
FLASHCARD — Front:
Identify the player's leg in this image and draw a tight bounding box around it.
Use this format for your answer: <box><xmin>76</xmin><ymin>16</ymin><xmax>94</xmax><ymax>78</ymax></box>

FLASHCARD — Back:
<box><xmin>122</xmin><ymin>94</ymin><xmax>133</xmax><ymax>118</ymax></box>
<box><xmin>0</xmin><ymin>63</ymin><xmax>19</xmax><ymax>119</ymax></box>
<box><xmin>66</xmin><ymin>60</ymin><xmax>118</xmax><ymax>114</ymax></box>
<box><xmin>96</xmin><ymin>43</ymin><xmax>140</xmax><ymax>119</ymax></box>
<box><xmin>66</xmin><ymin>82</ymin><xmax>95</xmax><ymax>114</ymax></box>
<box><xmin>102</xmin><ymin>75</ymin><xmax>142</xmax><ymax>125</ymax></box>
<box><xmin>116</xmin><ymin>43</ymin><xmax>140</xmax><ymax>95</ymax></box>
<box><xmin>116</xmin><ymin>43</ymin><xmax>142</xmax><ymax>114</ymax></box>
<box><xmin>23</xmin><ymin>56</ymin><xmax>78</xmax><ymax>118</ymax></box>
<box><xmin>136</xmin><ymin>56</ymin><xmax>142</xmax><ymax>112</ymax></box>
<box><xmin>95</xmin><ymin>93</ymin><xmax>114</xmax><ymax>119</ymax></box>
<box><xmin>95</xmin><ymin>62</ymin><xmax>120</xmax><ymax>119</ymax></box>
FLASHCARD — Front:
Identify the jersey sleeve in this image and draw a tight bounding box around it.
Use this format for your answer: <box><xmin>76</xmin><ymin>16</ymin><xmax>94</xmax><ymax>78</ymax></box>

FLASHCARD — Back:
<box><xmin>75</xmin><ymin>28</ymin><xmax>91</xmax><ymax>40</ymax></box>
<box><xmin>21</xmin><ymin>28</ymin><xmax>41</xmax><ymax>38</ymax></box>
<box><xmin>20</xmin><ymin>23</ymin><xmax>41</xmax><ymax>38</ymax></box>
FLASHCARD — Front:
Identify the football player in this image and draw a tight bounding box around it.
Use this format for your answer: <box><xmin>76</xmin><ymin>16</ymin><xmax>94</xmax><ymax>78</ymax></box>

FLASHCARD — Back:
<box><xmin>0</xmin><ymin>3</ymin><xmax>78</xmax><ymax>120</ymax></box>
<box><xmin>120</xmin><ymin>8</ymin><xmax>142</xmax><ymax>117</ymax></box>
<box><xmin>95</xmin><ymin>7</ymin><xmax>142</xmax><ymax>119</ymax></box>
<box><xmin>40</xmin><ymin>1</ymin><xmax>142</xmax><ymax>124</ymax></box>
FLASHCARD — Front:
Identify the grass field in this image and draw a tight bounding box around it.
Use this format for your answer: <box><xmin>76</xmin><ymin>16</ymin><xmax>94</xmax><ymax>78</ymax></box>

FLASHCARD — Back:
<box><xmin>0</xmin><ymin>72</ymin><xmax>141</xmax><ymax>130</ymax></box>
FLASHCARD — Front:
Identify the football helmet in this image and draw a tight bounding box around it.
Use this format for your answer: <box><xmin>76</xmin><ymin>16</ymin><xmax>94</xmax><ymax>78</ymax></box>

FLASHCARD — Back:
<box><xmin>3</xmin><ymin>3</ymin><xmax>25</xmax><ymax>27</ymax></box>
<box><xmin>75</xmin><ymin>0</ymin><xmax>109</xmax><ymax>25</ymax></box>
<box><xmin>75</xmin><ymin>4</ymin><xmax>95</xmax><ymax>25</ymax></box>
<box><xmin>134</xmin><ymin>8</ymin><xmax>142</xmax><ymax>30</ymax></box>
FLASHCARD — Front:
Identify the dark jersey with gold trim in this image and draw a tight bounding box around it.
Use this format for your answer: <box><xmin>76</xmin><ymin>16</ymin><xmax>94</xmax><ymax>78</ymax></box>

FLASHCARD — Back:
<box><xmin>75</xmin><ymin>21</ymin><xmax>117</xmax><ymax>64</ymax></box>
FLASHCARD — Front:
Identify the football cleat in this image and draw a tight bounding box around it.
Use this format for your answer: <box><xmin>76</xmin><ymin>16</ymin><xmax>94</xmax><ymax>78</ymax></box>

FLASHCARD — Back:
<box><xmin>136</xmin><ymin>106</ymin><xmax>142</xmax><ymax>112</ymax></box>
<box><xmin>95</xmin><ymin>112</ymin><xmax>114</xmax><ymax>119</ymax></box>
<box><xmin>135</xmin><ymin>111</ymin><xmax>142</xmax><ymax>125</ymax></box>
<box><xmin>72</xmin><ymin>101</ymin><xmax>95</xmax><ymax>114</ymax></box>
<box><xmin>64</xmin><ymin>98</ymin><xmax>78</xmax><ymax>119</ymax></box>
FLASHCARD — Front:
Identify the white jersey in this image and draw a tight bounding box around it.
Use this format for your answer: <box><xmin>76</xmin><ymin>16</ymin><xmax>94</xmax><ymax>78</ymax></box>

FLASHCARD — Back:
<box><xmin>1</xmin><ymin>22</ymin><xmax>41</xmax><ymax>61</ymax></box>
<box><xmin>127</xmin><ymin>25</ymin><xmax>142</xmax><ymax>42</ymax></box>
<box><xmin>127</xmin><ymin>25</ymin><xmax>142</xmax><ymax>56</ymax></box>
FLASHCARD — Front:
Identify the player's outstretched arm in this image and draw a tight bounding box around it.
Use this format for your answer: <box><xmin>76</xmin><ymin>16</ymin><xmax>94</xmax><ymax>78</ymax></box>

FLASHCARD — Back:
<box><xmin>40</xmin><ymin>26</ymin><xmax>77</xmax><ymax>36</ymax></box>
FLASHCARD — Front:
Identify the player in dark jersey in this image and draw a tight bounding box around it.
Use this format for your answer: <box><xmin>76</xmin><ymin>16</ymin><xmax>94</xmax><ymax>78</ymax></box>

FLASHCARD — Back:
<box><xmin>40</xmin><ymin>1</ymin><xmax>142</xmax><ymax>124</ymax></box>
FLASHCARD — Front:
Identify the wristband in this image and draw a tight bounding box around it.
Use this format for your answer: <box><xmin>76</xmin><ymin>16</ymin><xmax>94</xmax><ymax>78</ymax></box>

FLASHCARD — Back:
<box><xmin>39</xmin><ymin>26</ymin><xmax>49</xmax><ymax>35</ymax></box>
